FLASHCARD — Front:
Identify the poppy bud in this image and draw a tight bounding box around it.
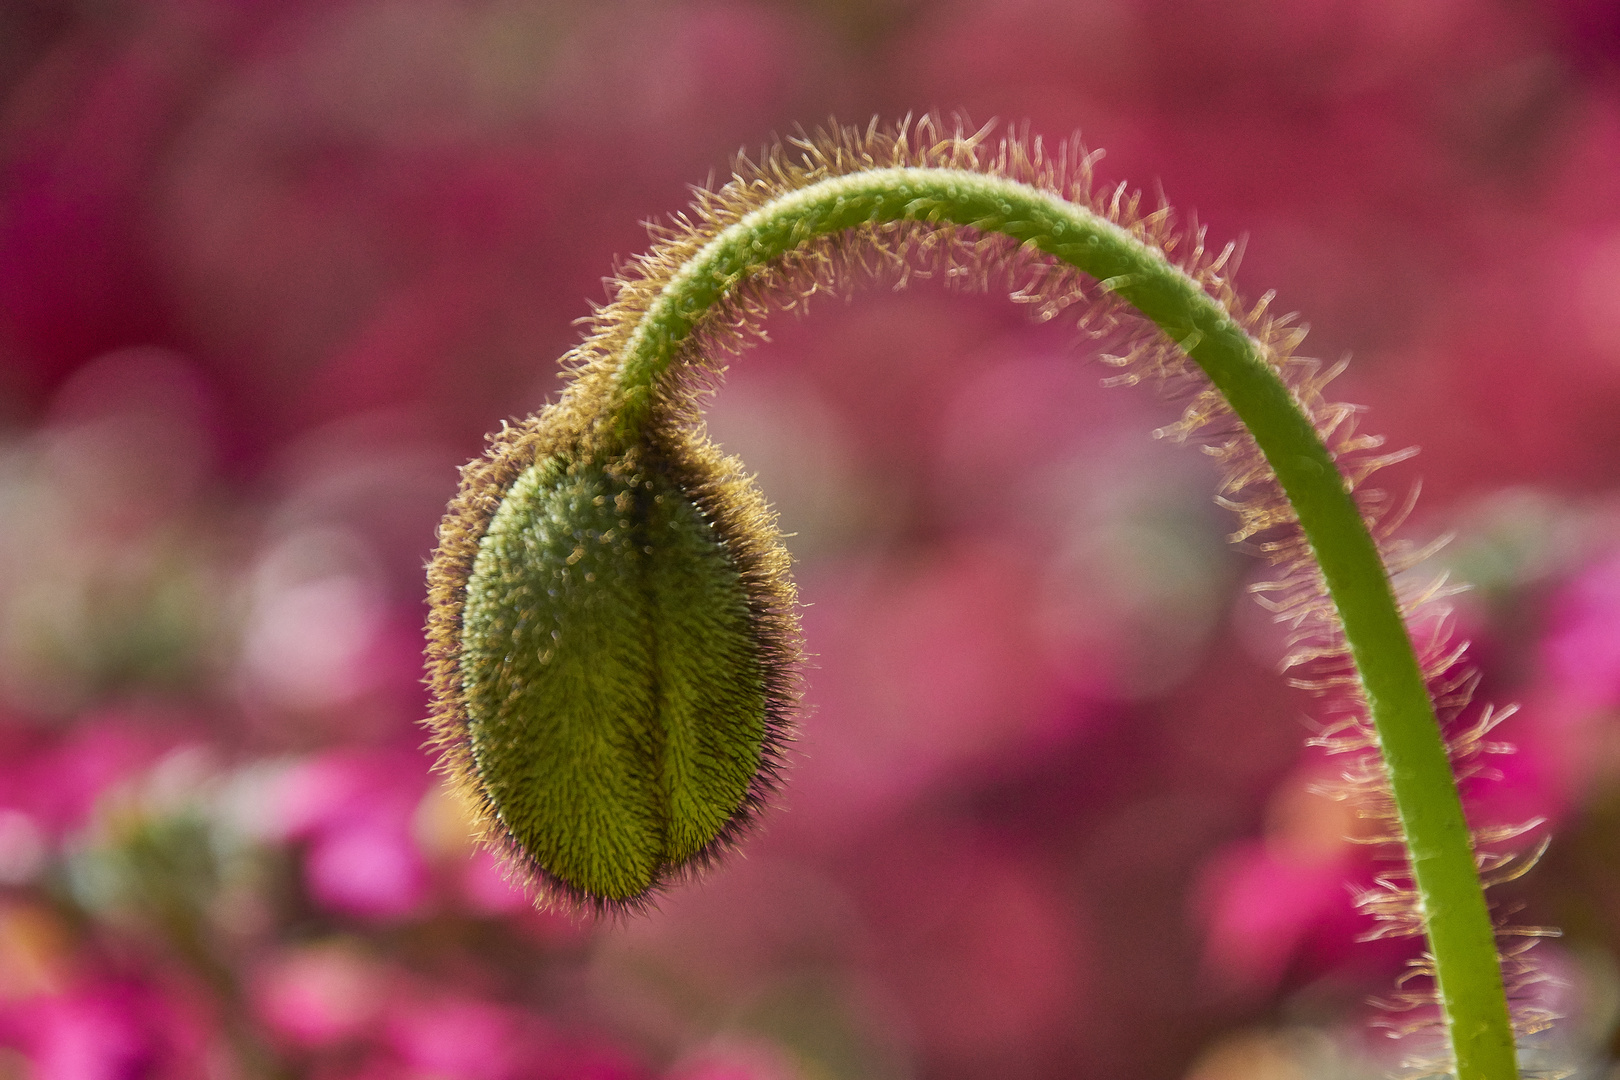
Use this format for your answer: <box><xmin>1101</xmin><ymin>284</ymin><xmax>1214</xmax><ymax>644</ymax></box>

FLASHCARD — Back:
<box><xmin>426</xmin><ymin>426</ymin><xmax>797</xmax><ymax>911</ymax></box>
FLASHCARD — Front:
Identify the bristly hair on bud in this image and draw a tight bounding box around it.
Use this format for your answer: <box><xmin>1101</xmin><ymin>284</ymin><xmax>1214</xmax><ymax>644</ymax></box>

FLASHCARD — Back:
<box><xmin>425</xmin><ymin>114</ymin><xmax>1541</xmax><ymax>1080</ymax></box>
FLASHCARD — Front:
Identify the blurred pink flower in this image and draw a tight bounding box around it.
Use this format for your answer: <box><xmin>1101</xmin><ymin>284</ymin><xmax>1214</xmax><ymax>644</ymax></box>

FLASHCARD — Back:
<box><xmin>258</xmin><ymin>750</ymin><xmax>432</xmax><ymax>920</ymax></box>
<box><xmin>23</xmin><ymin>993</ymin><xmax>150</xmax><ymax>1080</ymax></box>
<box><xmin>1195</xmin><ymin>839</ymin><xmax>1355</xmax><ymax>996</ymax></box>
<box><xmin>253</xmin><ymin>940</ymin><xmax>386</xmax><ymax>1047</ymax></box>
<box><xmin>0</xmin><ymin>983</ymin><xmax>209</xmax><ymax>1080</ymax></box>
<box><xmin>1541</xmin><ymin>548</ymin><xmax>1620</xmax><ymax>716</ymax></box>
<box><xmin>1525</xmin><ymin>545</ymin><xmax>1620</xmax><ymax>806</ymax></box>
<box><xmin>0</xmin><ymin>715</ymin><xmax>173</xmax><ymax>841</ymax></box>
<box><xmin>386</xmin><ymin>996</ymin><xmax>522</xmax><ymax>1080</ymax></box>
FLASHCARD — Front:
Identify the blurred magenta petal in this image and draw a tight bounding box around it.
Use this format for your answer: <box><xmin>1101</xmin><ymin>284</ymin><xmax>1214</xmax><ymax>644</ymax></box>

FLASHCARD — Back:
<box><xmin>1197</xmin><ymin>840</ymin><xmax>1350</xmax><ymax>996</ymax></box>
<box><xmin>386</xmin><ymin>997</ymin><xmax>521</xmax><ymax>1080</ymax></box>
<box><xmin>257</xmin><ymin>751</ymin><xmax>432</xmax><ymax>918</ymax></box>
<box><xmin>1542</xmin><ymin>548</ymin><xmax>1620</xmax><ymax>715</ymax></box>
<box><xmin>254</xmin><ymin>941</ymin><xmax>385</xmax><ymax>1046</ymax></box>
<box><xmin>7</xmin><ymin>990</ymin><xmax>155</xmax><ymax>1080</ymax></box>
<box><xmin>305</xmin><ymin>817</ymin><xmax>430</xmax><ymax>919</ymax></box>
<box><xmin>0</xmin><ymin>718</ymin><xmax>168</xmax><ymax>838</ymax></box>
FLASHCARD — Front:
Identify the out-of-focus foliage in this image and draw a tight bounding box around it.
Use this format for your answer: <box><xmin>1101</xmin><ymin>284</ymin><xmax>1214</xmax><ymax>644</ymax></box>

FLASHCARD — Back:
<box><xmin>3</xmin><ymin>1</ymin><xmax>1620</xmax><ymax>1078</ymax></box>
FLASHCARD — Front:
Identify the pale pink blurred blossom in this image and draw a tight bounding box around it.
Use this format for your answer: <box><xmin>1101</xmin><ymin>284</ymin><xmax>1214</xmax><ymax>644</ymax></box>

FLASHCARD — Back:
<box><xmin>253</xmin><ymin>940</ymin><xmax>386</xmax><ymax>1047</ymax></box>
<box><xmin>256</xmin><ymin>751</ymin><xmax>432</xmax><ymax>919</ymax></box>
<box><xmin>385</xmin><ymin>996</ymin><xmax>521</xmax><ymax>1080</ymax></box>
<box><xmin>1196</xmin><ymin>839</ymin><xmax>1353</xmax><ymax>996</ymax></box>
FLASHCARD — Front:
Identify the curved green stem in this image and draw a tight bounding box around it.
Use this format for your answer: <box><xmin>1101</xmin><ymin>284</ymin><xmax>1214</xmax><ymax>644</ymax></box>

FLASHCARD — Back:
<box><xmin>613</xmin><ymin>167</ymin><xmax>1516</xmax><ymax>1080</ymax></box>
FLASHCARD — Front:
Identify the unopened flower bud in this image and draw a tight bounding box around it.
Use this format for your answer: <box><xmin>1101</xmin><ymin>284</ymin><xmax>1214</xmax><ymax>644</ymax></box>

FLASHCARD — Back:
<box><xmin>426</xmin><ymin>425</ymin><xmax>797</xmax><ymax>911</ymax></box>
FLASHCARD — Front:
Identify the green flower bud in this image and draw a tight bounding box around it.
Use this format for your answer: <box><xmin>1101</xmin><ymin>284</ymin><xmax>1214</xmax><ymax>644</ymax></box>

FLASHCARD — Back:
<box><xmin>426</xmin><ymin>425</ymin><xmax>797</xmax><ymax>912</ymax></box>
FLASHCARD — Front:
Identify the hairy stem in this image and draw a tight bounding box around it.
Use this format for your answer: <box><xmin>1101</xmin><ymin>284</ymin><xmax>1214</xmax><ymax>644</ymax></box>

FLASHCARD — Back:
<box><xmin>611</xmin><ymin>166</ymin><xmax>1515</xmax><ymax>1080</ymax></box>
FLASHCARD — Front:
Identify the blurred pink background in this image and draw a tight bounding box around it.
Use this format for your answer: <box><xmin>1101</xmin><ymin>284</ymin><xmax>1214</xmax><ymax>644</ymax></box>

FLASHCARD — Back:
<box><xmin>5</xmin><ymin>1</ymin><xmax>1620</xmax><ymax>1077</ymax></box>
